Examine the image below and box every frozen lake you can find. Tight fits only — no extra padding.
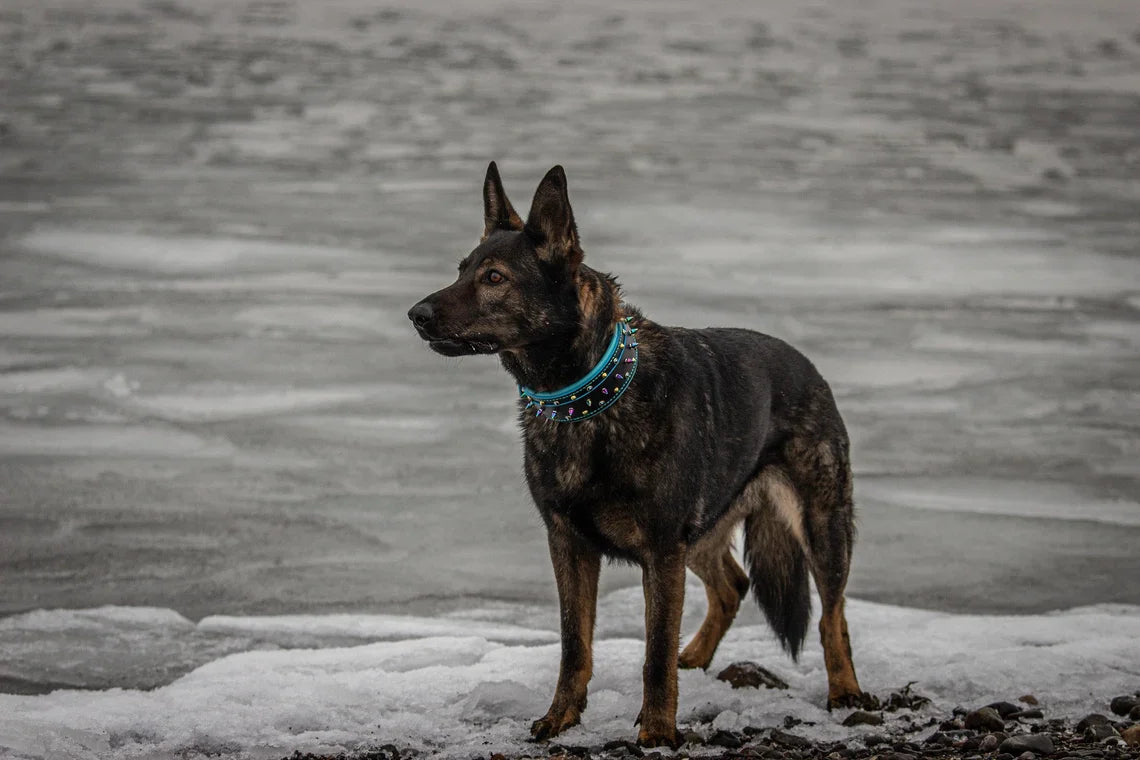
[1,0,1139,703]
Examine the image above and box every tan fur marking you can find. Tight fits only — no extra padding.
[678,497,751,670]
[755,468,807,549]
[819,597,862,704]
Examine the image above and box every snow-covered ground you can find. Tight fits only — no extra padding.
[1,0,1139,756]
[2,586,1138,759]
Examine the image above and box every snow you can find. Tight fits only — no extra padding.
[1,589,1137,760]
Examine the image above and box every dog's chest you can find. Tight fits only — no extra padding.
[522,419,651,557]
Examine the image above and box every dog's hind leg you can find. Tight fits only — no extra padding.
[784,435,867,710]
[679,520,749,670]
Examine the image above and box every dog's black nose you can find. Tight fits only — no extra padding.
[408,301,434,327]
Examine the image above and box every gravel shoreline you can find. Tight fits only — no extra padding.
[282,683,1140,760]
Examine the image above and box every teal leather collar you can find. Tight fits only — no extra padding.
[519,318,639,422]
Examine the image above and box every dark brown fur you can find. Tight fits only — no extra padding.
[409,163,870,747]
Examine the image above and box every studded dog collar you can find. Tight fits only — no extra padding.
[519,317,639,423]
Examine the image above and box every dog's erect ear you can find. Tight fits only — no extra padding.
[525,165,582,271]
[482,161,524,241]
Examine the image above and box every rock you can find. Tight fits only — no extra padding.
[924,732,950,746]
[1000,734,1055,755]
[717,662,790,690]
[1121,725,1140,747]
[965,708,1006,732]
[603,739,644,756]
[884,683,930,711]
[1075,714,1110,733]
[1084,724,1118,742]
[1010,710,1045,720]
[770,730,813,749]
[679,731,703,746]
[709,730,743,749]
[1019,695,1040,706]
[1109,695,1139,716]
[842,711,884,727]
[1131,704,1140,721]
[988,702,1024,719]
[980,734,1004,752]
[865,734,890,746]
[1017,753,1036,760]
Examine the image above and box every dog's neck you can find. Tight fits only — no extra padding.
[500,265,623,393]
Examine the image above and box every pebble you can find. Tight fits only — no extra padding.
[680,730,703,746]
[1010,709,1045,720]
[923,732,950,746]
[999,734,1056,755]
[842,711,884,727]
[717,661,790,690]
[965,707,1006,732]
[1019,695,1040,706]
[1017,752,1036,760]
[602,740,644,757]
[709,730,744,749]
[769,730,813,749]
[1083,724,1118,742]
[988,702,1024,719]
[980,733,1005,752]
[1075,714,1110,733]
[1109,695,1139,716]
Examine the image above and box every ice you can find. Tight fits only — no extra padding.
[860,476,1140,527]
[0,308,159,339]
[1,593,1137,760]
[17,231,373,275]
[125,385,374,423]
[0,423,234,458]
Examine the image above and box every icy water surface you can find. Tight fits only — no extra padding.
[1,0,1139,694]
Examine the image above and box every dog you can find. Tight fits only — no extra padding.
[408,163,868,747]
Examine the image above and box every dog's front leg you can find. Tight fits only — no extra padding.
[637,547,686,748]
[531,515,601,741]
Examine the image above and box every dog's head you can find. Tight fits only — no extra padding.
[408,162,584,357]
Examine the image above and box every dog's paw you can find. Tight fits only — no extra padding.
[636,725,682,749]
[828,691,880,711]
[677,648,711,670]
[530,709,581,742]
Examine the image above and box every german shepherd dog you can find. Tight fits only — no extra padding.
[408,163,868,747]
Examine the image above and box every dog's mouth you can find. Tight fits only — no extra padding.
[427,337,500,356]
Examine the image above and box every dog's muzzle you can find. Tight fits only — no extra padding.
[407,300,499,356]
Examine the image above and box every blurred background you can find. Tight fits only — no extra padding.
[1,0,1138,691]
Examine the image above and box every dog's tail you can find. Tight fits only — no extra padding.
[743,508,812,660]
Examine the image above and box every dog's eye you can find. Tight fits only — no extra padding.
[486,269,505,284]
